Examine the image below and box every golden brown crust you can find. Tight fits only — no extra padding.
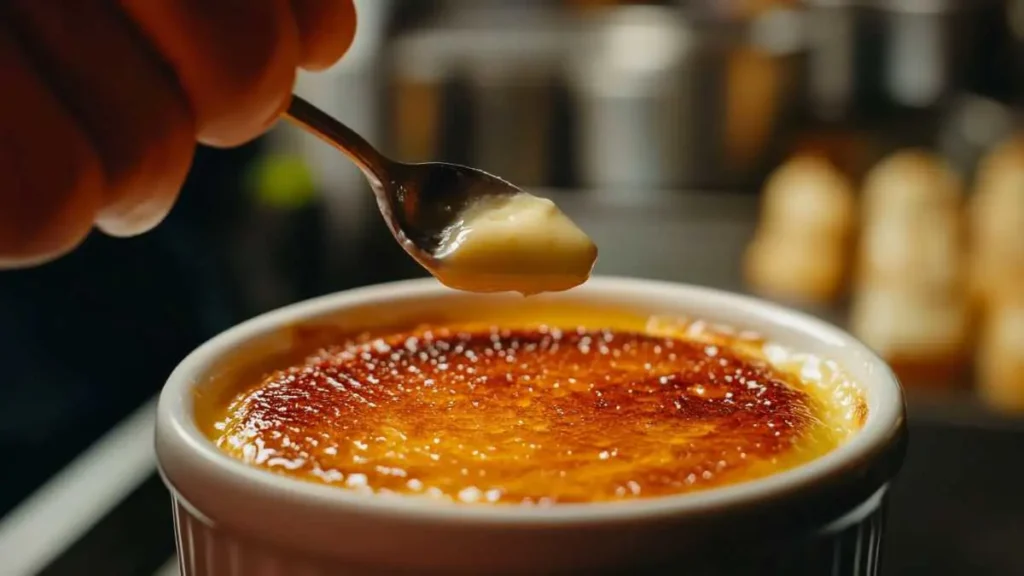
[213,325,844,505]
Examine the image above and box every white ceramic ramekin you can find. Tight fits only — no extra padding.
[156,277,906,575]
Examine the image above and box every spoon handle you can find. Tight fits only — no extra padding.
[283,95,390,183]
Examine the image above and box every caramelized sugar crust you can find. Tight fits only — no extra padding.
[214,325,841,505]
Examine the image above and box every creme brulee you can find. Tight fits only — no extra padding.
[205,309,865,505]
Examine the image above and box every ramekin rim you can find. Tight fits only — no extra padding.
[157,276,905,526]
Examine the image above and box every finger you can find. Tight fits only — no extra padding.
[290,0,357,71]
[0,24,102,267]
[119,0,301,147]
[2,0,196,237]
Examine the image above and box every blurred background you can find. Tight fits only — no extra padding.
[1,0,1023,574]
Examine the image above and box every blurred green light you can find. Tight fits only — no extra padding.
[246,153,318,210]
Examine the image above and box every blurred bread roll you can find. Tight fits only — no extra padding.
[857,149,966,293]
[973,136,1024,408]
[977,293,1024,413]
[970,243,1024,310]
[744,235,846,303]
[969,135,1024,309]
[745,155,855,303]
[857,207,966,292]
[852,149,970,389]
[972,136,1024,247]
[759,154,857,239]
[849,284,970,388]
[862,149,962,226]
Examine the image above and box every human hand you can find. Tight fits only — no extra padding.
[0,0,357,267]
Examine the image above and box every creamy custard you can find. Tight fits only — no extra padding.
[204,308,865,505]
[431,193,598,295]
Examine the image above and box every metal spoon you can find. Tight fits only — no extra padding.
[283,95,597,294]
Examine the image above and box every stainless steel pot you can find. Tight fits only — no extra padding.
[566,5,808,191]
[804,0,1001,119]
[388,7,567,189]
[389,5,808,192]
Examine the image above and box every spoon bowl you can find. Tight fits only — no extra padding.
[381,162,523,268]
